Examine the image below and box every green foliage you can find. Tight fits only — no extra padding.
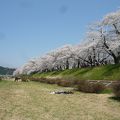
[101,89,113,94]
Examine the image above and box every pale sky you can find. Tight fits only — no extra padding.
[0,0,120,68]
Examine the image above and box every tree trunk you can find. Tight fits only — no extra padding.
[114,57,119,64]
[77,59,80,68]
[66,59,69,69]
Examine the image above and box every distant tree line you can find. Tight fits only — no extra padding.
[0,66,15,75]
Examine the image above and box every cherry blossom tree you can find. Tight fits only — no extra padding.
[13,9,120,76]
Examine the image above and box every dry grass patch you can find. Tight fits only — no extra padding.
[112,82,120,98]
[0,81,120,120]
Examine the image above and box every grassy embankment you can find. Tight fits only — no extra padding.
[32,64,120,80]
[0,80,120,120]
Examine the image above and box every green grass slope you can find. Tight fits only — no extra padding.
[33,64,120,80]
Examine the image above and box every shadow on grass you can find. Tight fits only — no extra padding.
[103,64,120,76]
[74,68,93,76]
[62,69,78,75]
[51,71,60,76]
[109,96,120,102]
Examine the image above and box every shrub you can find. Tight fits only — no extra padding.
[63,76,80,85]
[0,77,2,81]
[29,76,74,87]
[112,82,120,98]
[57,79,74,87]
[29,77,46,83]
[92,83,105,93]
[77,80,93,93]
[56,77,81,87]
[77,80,105,93]
[29,77,59,84]
[45,79,56,84]
[21,76,30,82]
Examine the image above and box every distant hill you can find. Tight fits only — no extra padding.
[0,66,15,75]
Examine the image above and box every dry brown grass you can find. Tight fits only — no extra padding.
[0,80,120,120]
[112,82,120,98]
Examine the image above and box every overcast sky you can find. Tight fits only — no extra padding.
[0,0,120,68]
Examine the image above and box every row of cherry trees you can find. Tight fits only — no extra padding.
[14,9,120,75]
